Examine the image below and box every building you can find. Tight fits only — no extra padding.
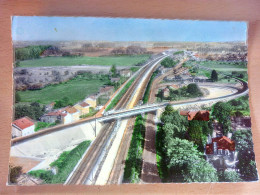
[205,133,238,171]
[99,86,114,97]
[63,106,80,124]
[84,96,97,108]
[163,87,170,98]
[206,134,235,155]
[120,69,132,77]
[74,102,90,116]
[12,117,35,138]
[40,110,67,124]
[110,77,120,83]
[180,110,210,121]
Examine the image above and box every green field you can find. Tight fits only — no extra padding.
[19,55,150,67]
[17,77,107,105]
[198,61,247,71]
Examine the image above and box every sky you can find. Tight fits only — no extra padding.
[12,16,247,42]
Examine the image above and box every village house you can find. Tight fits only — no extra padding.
[205,133,238,171]
[40,110,67,124]
[74,102,90,116]
[63,106,80,124]
[99,86,114,97]
[12,117,35,138]
[180,110,210,121]
[84,96,97,108]
[120,69,132,77]
[163,87,170,98]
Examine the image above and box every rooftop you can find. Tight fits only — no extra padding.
[12,117,35,130]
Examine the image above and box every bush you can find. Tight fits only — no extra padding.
[9,166,22,183]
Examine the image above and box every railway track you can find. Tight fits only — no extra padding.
[66,121,116,184]
[66,54,167,185]
[114,55,165,110]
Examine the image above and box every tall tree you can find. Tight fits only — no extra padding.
[110,64,117,77]
[212,102,232,135]
[211,70,218,82]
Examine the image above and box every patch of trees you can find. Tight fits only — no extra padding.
[53,97,73,109]
[111,46,147,55]
[157,105,217,182]
[227,95,250,116]
[15,102,45,120]
[15,45,51,61]
[124,115,146,183]
[41,46,63,57]
[232,130,258,181]
[157,83,203,101]
[161,57,178,68]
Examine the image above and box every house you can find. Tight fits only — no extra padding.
[206,134,235,155]
[205,133,238,171]
[99,86,114,97]
[40,110,67,124]
[63,106,80,124]
[12,117,35,138]
[163,87,170,97]
[84,96,97,108]
[74,102,90,116]
[120,69,132,77]
[110,77,120,83]
[180,110,210,121]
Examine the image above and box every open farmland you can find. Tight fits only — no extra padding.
[198,61,247,71]
[19,55,150,67]
[17,77,107,105]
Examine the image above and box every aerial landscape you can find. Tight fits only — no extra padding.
[9,17,258,185]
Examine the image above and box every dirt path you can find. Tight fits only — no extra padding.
[140,112,161,183]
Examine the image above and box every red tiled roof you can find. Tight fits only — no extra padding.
[206,136,235,154]
[46,110,67,117]
[80,102,90,108]
[12,117,35,130]
[65,106,78,114]
[180,110,209,121]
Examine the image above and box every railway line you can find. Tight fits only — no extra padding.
[66,53,168,185]
[66,121,116,184]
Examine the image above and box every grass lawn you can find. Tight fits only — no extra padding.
[19,55,150,67]
[17,78,107,105]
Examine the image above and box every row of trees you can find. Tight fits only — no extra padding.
[124,115,146,183]
[15,45,51,61]
[15,102,45,120]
